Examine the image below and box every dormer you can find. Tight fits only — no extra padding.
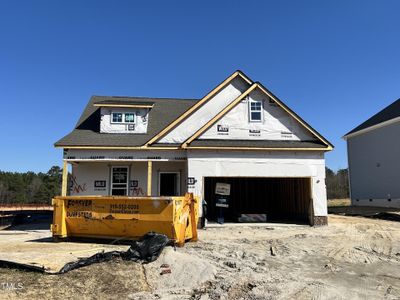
[94,100,153,134]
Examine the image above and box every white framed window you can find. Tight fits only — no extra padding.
[111,112,135,124]
[112,112,123,123]
[249,99,263,122]
[124,113,135,123]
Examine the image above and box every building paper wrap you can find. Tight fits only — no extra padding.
[186,150,328,216]
[100,107,149,134]
[199,89,317,141]
[64,149,187,162]
[158,76,250,143]
[69,161,186,197]
[67,150,328,217]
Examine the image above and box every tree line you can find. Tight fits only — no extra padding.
[0,166,62,204]
[325,167,349,199]
[0,166,349,204]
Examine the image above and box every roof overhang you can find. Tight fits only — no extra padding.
[184,146,332,151]
[343,116,400,140]
[93,103,154,109]
[56,145,331,151]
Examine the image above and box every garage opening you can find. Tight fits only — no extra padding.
[204,177,313,225]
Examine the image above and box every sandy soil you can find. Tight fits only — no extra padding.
[1,214,400,299]
[327,198,351,207]
[0,224,129,273]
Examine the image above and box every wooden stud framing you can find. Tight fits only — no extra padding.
[184,146,332,151]
[147,161,153,196]
[182,83,259,147]
[145,70,253,146]
[61,160,68,197]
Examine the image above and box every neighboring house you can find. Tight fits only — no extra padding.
[343,98,400,208]
[55,70,333,225]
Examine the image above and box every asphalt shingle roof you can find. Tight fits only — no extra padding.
[345,98,400,136]
[55,96,199,147]
[55,91,331,150]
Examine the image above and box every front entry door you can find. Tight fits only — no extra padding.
[111,167,128,195]
[159,172,180,196]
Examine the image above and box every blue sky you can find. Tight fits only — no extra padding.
[0,1,399,172]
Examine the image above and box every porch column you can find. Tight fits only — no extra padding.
[147,161,152,196]
[61,160,68,196]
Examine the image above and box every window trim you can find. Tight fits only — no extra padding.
[124,113,135,123]
[110,112,136,124]
[111,112,124,124]
[248,99,263,123]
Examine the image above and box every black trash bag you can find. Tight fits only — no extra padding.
[57,232,170,274]
[121,231,170,263]
[58,250,122,274]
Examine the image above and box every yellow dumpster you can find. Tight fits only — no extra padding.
[51,193,198,246]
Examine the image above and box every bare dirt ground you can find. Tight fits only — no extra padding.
[328,198,351,207]
[1,214,400,299]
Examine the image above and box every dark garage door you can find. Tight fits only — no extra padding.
[204,177,312,224]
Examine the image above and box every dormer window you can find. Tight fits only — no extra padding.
[124,113,135,123]
[111,112,135,124]
[112,112,123,123]
[249,99,263,122]
[96,101,152,134]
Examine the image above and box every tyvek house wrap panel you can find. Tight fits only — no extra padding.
[198,89,317,141]
[100,107,149,134]
[158,76,250,144]
[186,150,328,216]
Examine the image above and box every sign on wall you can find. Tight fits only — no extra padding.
[215,183,231,196]
[217,125,229,135]
[94,180,107,191]
[130,180,138,188]
[249,129,261,137]
[187,177,197,186]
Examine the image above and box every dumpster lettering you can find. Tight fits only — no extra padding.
[110,203,139,214]
[66,211,93,218]
[66,199,92,208]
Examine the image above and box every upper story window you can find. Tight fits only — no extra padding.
[112,112,123,123]
[124,113,135,123]
[249,99,263,122]
[111,112,135,124]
